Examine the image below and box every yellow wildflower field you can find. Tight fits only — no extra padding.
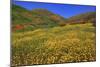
[11,23,96,66]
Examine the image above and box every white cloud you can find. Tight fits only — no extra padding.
[16,0,96,6]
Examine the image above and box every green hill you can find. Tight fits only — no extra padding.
[12,4,66,32]
[12,4,32,24]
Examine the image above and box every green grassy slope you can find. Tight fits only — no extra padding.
[12,5,65,32]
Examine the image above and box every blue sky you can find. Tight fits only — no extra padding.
[12,0,96,18]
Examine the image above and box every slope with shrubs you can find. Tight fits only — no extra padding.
[66,12,96,25]
[12,5,65,32]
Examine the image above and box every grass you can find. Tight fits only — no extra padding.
[11,23,96,66]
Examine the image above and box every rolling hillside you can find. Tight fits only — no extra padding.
[12,4,96,32]
[12,5,66,32]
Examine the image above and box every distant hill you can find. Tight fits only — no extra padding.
[66,12,96,25]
